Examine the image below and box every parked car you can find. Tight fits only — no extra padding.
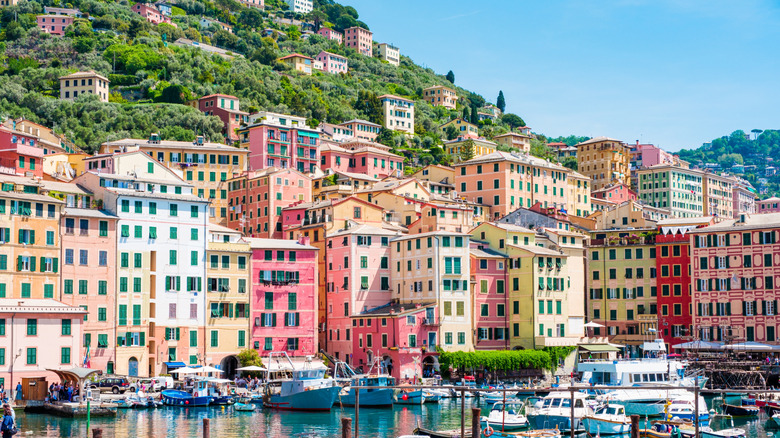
[91,377,130,394]
[127,377,173,392]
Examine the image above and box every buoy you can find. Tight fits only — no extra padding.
[185,400,189,405]
[402,393,408,401]
[483,426,494,437]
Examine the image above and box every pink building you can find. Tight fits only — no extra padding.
[338,119,381,142]
[238,112,320,172]
[131,3,172,25]
[0,126,44,178]
[317,27,343,44]
[631,142,675,169]
[322,225,397,365]
[470,243,510,350]
[59,204,118,374]
[758,197,780,214]
[351,302,439,380]
[37,14,73,36]
[0,299,86,394]
[591,183,637,204]
[344,26,373,56]
[315,51,348,74]
[319,139,404,179]
[194,94,248,144]
[248,237,318,356]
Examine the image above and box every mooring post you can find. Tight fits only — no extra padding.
[570,387,575,438]
[694,379,700,438]
[471,407,481,438]
[630,414,640,438]
[354,387,360,438]
[460,388,465,438]
[341,417,353,438]
[203,418,210,438]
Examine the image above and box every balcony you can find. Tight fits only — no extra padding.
[422,318,440,327]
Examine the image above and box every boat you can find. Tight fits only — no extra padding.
[161,379,213,407]
[699,427,747,438]
[491,429,561,438]
[666,397,710,422]
[639,421,695,438]
[484,391,514,405]
[479,401,529,431]
[337,359,396,408]
[525,391,592,432]
[412,427,472,438]
[396,389,425,405]
[262,352,341,411]
[581,404,631,435]
[773,412,780,428]
[721,403,759,417]
[113,398,135,408]
[234,397,257,412]
[423,390,441,403]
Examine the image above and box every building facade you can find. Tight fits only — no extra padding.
[423,85,457,110]
[575,137,631,191]
[377,43,400,66]
[239,111,320,173]
[344,26,373,56]
[59,71,110,103]
[378,95,414,134]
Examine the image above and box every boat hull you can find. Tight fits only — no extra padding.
[527,413,582,432]
[480,419,528,431]
[582,417,630,435]
[615,400,667,417]
[396,390,425,405]
[339,388,394,407]
[264,385,341,411]
[234,403,256,412]
[721,404,759,417]
[161,390,212,407]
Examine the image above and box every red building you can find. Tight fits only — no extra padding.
[0,126,44,177]
[226,167,311,238]
[470,243,510,350]
[319,139,404,179]
[351,302,439,380]
[193,94,248,144]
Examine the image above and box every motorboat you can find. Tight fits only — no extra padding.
[582,404,631,435]
[262,352,341,411]
[640,421,696,438]
[490,428,561,438]
[162,379,213,407]
[234,397,257,412]
[336,358,396,407]
[666,397,709,422]
[396,389,425,405]
[479,401,529,431]
[422,390,441,403]
[699,426,747,438]
[773,412,780,428]
[721,403,759,417]
[484,391,515,405]
[525,391,592,432]
[412,427,472,437]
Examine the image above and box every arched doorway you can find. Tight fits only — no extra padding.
[422,356,439,378]
[128,357,139,377]
[220,356,239,380]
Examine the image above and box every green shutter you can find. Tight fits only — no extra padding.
[140,332,145,346]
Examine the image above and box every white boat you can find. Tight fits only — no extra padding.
[480,401,529,431]
[582,404,631,435]
[699,426,746,438]
[525,391,592,432]
[262,352,341,411]
[666,396,709,422]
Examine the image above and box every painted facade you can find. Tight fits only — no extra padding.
[470,244,509,350]
[423,85,457,110]
[344,26,373,56]
[59,71,110,103]
[239,111,320,173]
[575,137,631,191]
[378,95,414,134]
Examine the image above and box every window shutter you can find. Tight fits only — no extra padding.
[763,301,767,316]
[726,280,731,291]
[140,332,146,346]
[16,256,22,271]
[760,232,765,244]
[295,313,300,326]
[725,257,730,268]
[272,313,277,327]
[725,234,730,246]
[198,277,202,291]
[260,313,265,327]
[29,257,35,272]
[754,300,758,315]
[742,301,747,316]
[53,258,58,273]
[715,304,720,316]
[228,305,233,318]
[726,302,731,316]
[707,235,712,247]
[708,278,713,291]
[126,332,132,346]
[488,328,493,340]
[741,277,746,290]
[708,303,713,316]
[40,257,46,272]
[694,237,699,248]
[284,312,289,327]
[17,229,22,244]
[698,303,703,316]
[176,328,180,340]
[29,230,34,244]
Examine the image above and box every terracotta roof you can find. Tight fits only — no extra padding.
[278,53,313,61]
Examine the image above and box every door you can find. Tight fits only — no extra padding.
[128,357,139,377]
[428,332,437,349]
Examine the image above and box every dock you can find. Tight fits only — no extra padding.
[23,401,117,417]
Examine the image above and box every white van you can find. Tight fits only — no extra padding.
[151,376,174,391]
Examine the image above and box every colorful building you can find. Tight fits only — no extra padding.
[191,94,249,144]
[377,43,400,66]
[493,132,531,153]
[319,139,404,179]
[470,243,509,350]
[323,224,399,364]
[344,26,373,56]
[592,183,637,204]
[239,111,320,173]
[575,137,631,191]
[733,179,757,217]
[248,237,318,357]
[36,14,73,36]
[566,171,591,218]
[689,213,780,345]
[98,137,248,226]
[284,0,312,13]
[278,53,314,75]
[317,27,342,44]
[337,119,381,142]
[315,51,348,74]
[205,224,251,377]
[445,138,497,160]
[226,167,311,238]
[440,118,478,139]
[378,94,414,134]
[131,3,172,25]
[59,71,110,103]
[0,126,44,177]
[758,197,780,214]
[423,85,457,110]
[636,165,704,218]
[0,174,63,300]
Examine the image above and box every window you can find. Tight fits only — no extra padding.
[26,348,36,365]
[27,319,37,336]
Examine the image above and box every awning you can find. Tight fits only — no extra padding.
[671,341,723,350]
[297,130,319,138]
[164,362,187,368]
[579,344,620,352]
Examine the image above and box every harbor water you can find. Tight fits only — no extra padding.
[12,396,778,438]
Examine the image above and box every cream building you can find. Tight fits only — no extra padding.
[59,71,110,102]
[566,170,591,217]
[378,94,415,134]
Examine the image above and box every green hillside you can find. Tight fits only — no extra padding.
[0,0,526,167]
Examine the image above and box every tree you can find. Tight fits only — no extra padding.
[461,107,469,121]
[236,349,264,376]
[459,140,475,162]
[502,113,525,130]
[158,84,193,104]
[445,70,455,84]
[444,125,458,141]
[470,105,478,124]
[376,127,395,148]
[717,153,743,168]
[496,90,506,113]
[752,129,764,140]
[562,157,578,171]
[353,90,383,126]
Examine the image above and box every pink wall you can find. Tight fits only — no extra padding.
[758,198,780,214]
[317,28,343,43]
[470,248,510,350]
[250,241,318,356]
[0,129,43,177]
[319,149,403,179]
[592,184,637,203]
[37,15,73,36]
[244,125,319,173]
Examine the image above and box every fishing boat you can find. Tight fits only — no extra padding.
[234,397,256,412]
[721,403,759,417]
[396,389,425,405]
[699,427,747,438]
[525,391,592,432]
[162,379,213,407]
[412,427,472,438]
[263,352,341,411]
[337,359,396,408]
[582,404,631,435]
[206,378,235,405]
[479,401,529,431]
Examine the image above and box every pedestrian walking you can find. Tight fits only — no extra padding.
[1,404,15,437]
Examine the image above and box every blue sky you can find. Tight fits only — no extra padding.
[339,0,780,151]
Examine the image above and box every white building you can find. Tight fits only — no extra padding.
[74,152,209,377]
[377,43,400,66]
[378,94,415,135]
[285,0,312,14]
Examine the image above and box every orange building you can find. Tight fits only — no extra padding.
[575,137,631,191]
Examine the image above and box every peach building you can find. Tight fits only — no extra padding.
[423,85,457,110]
[37,14,73,36]
[575,136,631,191]
[493,132,532,153]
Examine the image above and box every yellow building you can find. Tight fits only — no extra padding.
[440,118,479,139]
[59,71,110,102]
[278,53,313,75]
[493,132,531,153]
[99,134,248,226]
[0,174,63,299]
[575,137,631,191]
[445,138,497,161]
[205,224,251,375]
[423,85,457,110]
[566,170,591,217]
[703,172,735,220]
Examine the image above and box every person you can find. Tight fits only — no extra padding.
[13,384,20,402]
[1,404,14,438]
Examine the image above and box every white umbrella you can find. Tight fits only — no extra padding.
[199,365,224,373]
[236,365,267,371]
[584,321,604,328]
[169,366,198,374]
[722,342,774,351]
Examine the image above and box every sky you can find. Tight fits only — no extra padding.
[339,0,780,151]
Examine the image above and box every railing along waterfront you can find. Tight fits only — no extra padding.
[339,383,776,438]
